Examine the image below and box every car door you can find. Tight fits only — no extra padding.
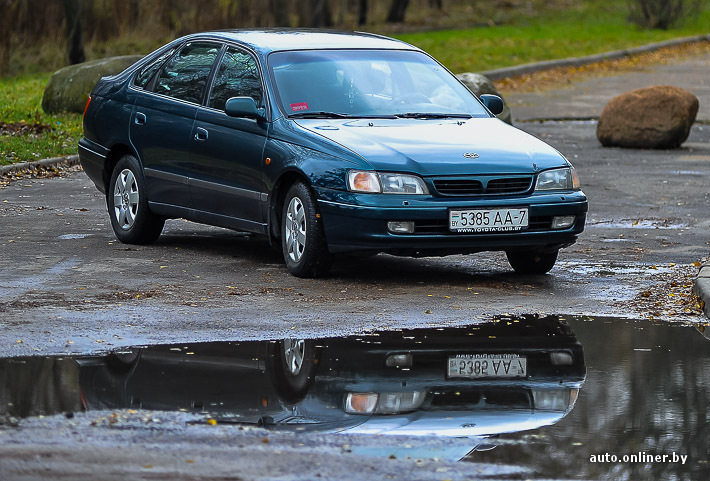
[188,46,268,226]
[129,41,221,209]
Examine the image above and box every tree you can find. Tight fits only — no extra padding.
[271,0,290,26]
[627,0,701,29]
[358,0,368,26]
[386,0,409,23]
[62,0,85,64]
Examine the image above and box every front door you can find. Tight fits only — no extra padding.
[188,47,268,226]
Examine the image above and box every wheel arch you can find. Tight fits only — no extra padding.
[103,144,139,195]
[268,169,313,242]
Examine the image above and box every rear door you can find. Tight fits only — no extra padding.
[188,46,269,226]
[129,41,221,209]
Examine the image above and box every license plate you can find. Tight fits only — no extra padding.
[449,208,528,233]
[448,354,527,379]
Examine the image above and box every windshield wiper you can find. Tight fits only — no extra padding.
[394,112,473,119]
[289,111,352,119]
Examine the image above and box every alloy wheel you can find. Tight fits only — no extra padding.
[285,196,307,263]
[112,168,140,230]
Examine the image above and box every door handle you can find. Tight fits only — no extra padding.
[194,127,209,141]
[134,112,147,125]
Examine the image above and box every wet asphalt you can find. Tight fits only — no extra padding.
[0,51,709,481]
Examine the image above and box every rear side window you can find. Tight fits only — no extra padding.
[154,42,221,104]
[133,47,175,89]
[208,48,263,110]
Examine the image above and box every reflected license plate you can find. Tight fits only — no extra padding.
[448,354,527,379]
[449,208,528,233]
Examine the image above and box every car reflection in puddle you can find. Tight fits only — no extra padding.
[2,316,585,462]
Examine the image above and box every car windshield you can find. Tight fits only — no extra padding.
[269,49,490,119]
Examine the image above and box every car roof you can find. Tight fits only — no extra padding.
[187,29,419,54]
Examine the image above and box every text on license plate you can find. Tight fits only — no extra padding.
[449,208,528,232]
[448,354,527,379]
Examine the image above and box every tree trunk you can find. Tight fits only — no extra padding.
[270,0,290,26]
[358,0,368,26]
[62,0,85,65]
[309,0,333,28]
[386,0,409,23]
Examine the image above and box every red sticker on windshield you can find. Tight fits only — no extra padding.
[290,102,309,112]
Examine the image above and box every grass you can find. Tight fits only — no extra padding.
[0,74,82,166]
[1,1,709,166]
[394,4,710,74]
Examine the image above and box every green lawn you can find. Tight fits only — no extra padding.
[0,74,82,166]
[1,1,708,166]
[394,6,710,74]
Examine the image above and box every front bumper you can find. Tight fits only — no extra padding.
[315,188,588,255]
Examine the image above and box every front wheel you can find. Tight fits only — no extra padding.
[506,249,559,275]
[107,155,164,245]
[281,182,332,277]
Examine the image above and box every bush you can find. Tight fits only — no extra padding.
[628,0,702,29]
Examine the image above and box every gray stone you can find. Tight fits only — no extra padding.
[456,72,512,124]
[597,85,699,149]
[41,55,144,114]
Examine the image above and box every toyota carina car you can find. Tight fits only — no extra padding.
[79,29,588,277]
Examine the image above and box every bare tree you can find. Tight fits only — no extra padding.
[627,0,702,29]
[358,0,368,26]
[63,0,85,64]
[270,0,290,26]
[386,0,409,23]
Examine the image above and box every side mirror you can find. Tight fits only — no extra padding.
[480,94,504,115]
[225,97,265,119]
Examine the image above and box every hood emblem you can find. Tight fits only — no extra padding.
[463,152,479,159]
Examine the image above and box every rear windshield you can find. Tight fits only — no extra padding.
[268,49,490,118]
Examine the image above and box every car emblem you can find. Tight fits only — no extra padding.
[463,152,479,159]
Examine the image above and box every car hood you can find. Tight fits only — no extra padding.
[295,117,568,175]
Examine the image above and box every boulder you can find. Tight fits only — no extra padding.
[456,72,512,124]
[42,55,144,114]
[597,85,699,149]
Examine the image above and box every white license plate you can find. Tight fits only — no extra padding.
[449,208,528,233]
[448,354,527,379]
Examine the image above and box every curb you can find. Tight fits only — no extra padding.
[481,34,710,81]
[0,154,80,175]
[694,264,710,319]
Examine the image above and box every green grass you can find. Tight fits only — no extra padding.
[394,5,710,74]
[0,74,82,166]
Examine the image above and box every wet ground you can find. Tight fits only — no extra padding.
[1,316,708,480]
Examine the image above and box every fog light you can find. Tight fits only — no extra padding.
[550,351,574,365]
[552,216,575,229]
[387,221,415,234]
[385,353,413,368]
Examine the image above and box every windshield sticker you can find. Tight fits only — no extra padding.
[290,102,309,112]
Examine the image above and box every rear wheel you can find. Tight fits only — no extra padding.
[107,155,164,244]
[506,249,559,275]
[281,182,331,277]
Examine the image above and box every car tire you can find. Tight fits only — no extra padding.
[506,249,559,275]
[107,155,165,245]
[269,339,318,403]
[281,182,332,277]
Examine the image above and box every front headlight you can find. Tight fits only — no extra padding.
[344,391,426,414]
[535,167,580,191]
[348,171,429,194]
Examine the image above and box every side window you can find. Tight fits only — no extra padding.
[154,42,220,104]
[208,48,262,111]
[133,47,175,89]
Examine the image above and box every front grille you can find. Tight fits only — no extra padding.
[486,177,533,194]
[433,179,483,195]
[432,176,533,196]
[413,216,553,235]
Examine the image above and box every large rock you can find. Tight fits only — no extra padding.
[42,55,144,114]
[456,72,512,124]
[597,85,699,149]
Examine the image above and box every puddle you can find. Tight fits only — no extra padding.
[1,316,708,480]
[587,219,687,230]
[56,234,91,240]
